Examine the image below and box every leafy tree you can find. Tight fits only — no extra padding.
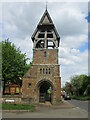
[86,84,90,95]
[84,84,90,96]
[63,74,90,98]
[62,82,73,95]
[62,86,66,91]
[70,75,80,96]
[70,74,89,96]
[25,61,32,74]
[2,39,29,87]
[80,75,89,95]
[65,82,73,94]
[0,42,2,91]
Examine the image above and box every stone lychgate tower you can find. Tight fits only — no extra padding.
[22,9,61,104]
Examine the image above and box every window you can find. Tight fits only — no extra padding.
[40,68,51,75]
[44,51,47,57]
[28,83,31,87]
[47,33,53,38]
[41,30,45,32]
[47,40,55,49]
[48,41,53,46]
[36,40,44,48]
[46,68,48,74]
[43,68,45,74]
[40,69,42,74]
[49,68,51,74]
[38,33,44,38]
[47,30,51,32]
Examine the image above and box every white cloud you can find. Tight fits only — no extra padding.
[71,48,80,54]
[49,2,88,37]
[61,34,88,48]
[60,49,88,87]
[59,45,84,66]
[1,2,88,87]
[12,36,33,62]
[0,3,2,41]
[60,58,75,65]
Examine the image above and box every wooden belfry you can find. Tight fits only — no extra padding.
[32,9,60,49]
[22,8,61,104]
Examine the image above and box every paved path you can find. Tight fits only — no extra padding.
[2,108,88,118]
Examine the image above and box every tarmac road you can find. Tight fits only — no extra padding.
[67,99,89,111]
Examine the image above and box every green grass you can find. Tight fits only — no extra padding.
[71,95,90,101]
[2,104,35,111]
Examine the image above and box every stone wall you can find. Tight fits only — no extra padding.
[22,48,61,104]
[2,97,22,104]
[33,49,58,64]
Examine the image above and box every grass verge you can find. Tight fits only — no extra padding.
[71,95,90,101]
[2,104,35,111]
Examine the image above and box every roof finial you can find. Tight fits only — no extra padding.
[46,1,48,10]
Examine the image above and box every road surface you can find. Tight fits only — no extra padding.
[67,99,89,111]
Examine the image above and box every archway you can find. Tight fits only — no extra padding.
[38,81,53,103]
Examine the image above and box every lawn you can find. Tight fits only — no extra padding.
[2,104,35,111]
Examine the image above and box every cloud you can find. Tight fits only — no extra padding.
[1,2,88,87]
[49,2,88,36]
[11,36,33,62]
[60,49,88,86]
[62,34,88,48]
[71,48,80,54]
[0,3,2,41]
[59,45,85,66]
[2,3,45,39]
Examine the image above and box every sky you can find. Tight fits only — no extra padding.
[0,1,88,87]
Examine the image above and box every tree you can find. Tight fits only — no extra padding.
[62,82,73,95]
[70,74,89,96]
[79,75,89,95]
[65,82,73,94]
[84,84,90,96]
[2,39,29,86]
[86,84,90,95]
[70,75,79,96]
[25,61,33,74]
[62,86,66,91]
[0,42,2,91]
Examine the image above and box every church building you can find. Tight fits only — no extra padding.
[22,8,61,104]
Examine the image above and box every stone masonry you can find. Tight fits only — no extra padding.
[22,9,61,104]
